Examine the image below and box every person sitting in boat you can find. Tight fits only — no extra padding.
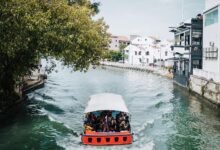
[109,119,117,132]
[107,112,113,125]
[119,119,130,131]
[116,112,130,131]
[119,120,126,131]
[94,115,100,131]
[90,113,97,129]
[84,124,93,132]
[103,115,109,132]
[84,112,98,132]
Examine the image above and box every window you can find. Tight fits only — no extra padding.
[139,51,141,55]
[123,137,127,142]
[97,138,101,143]
[88,138,93,143]
[193,60,200,65]
[185,34,190,46]
[180,34,184,46]
[175,35,179,46]
[114,137,119,142]
[205,9,218,26]
[192,60,201,69]
[135,51,137,55]
[165,51,168,56]
[106,138,110,142]
[193,47,199,51]
[146,51,149,55]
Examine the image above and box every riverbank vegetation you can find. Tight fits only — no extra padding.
[0,0,109,110]
[104,43,127,62]
[104,51,123,62]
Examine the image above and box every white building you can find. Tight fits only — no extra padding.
[109,35,130,51]
[159,40,175,67]
[124,36,174,67]
[193,0,220,83]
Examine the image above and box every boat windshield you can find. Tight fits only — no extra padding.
[83,110,131,133]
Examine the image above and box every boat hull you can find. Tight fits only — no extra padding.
[81,131,133,146]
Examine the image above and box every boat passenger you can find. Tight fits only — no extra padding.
[109,119,117,132]
[84,124,93,132]
[103,115,109,132]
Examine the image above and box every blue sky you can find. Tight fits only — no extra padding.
[95,0,205,40]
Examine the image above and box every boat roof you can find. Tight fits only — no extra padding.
[84,93,129,114]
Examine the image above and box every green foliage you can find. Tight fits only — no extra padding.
[0,0,109,107]
[103,43,127,62]
[119,43,127,52]
[104,51,122,62]
[119,43,127,63]
[68,0,100,14]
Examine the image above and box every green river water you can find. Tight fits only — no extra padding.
[0,65,220,150]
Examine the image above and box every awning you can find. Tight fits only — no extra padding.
[84,93,129,114]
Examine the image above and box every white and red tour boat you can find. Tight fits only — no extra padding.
[81,93,133,146]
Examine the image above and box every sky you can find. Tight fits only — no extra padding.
[94,0,205,40]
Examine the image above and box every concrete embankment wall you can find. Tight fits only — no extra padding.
[0,74,46,114]
[101,62,173,79]
[189,75,220,105]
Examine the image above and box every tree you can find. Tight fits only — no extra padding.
[68,0,100,14]
[0,0,109,109]
[108,51,122,62]
[119,43,127,63]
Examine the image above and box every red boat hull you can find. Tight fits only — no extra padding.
[81,131,133,145]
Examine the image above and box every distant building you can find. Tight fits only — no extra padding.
[159,40,175,67]
[109,35,130,51]
[129,35,141,41]
[124,36,173,66]
[193,0,220,83]
[170,14,203,87]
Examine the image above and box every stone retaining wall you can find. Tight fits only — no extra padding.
[101,62,173,79]
[189,75,220,105]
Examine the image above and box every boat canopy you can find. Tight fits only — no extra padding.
[84,93,129,114]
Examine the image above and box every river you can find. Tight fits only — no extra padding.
[0,65,220,150]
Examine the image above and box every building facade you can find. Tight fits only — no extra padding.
[124,36,173,66]
[109,35,130,51]
[170,15,203,87]
[193,0,220,83]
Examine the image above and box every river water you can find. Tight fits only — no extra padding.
[1,65,220,150]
